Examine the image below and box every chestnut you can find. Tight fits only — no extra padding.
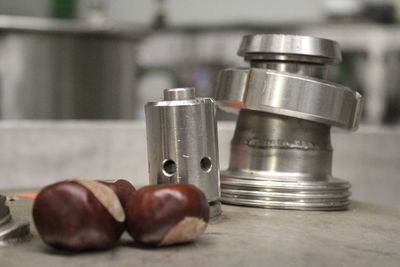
[98,179,136,207]
[32,179,125,251]
[125,184,210,247]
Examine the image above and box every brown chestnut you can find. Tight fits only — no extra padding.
[32,179,125,251]
[125,184,209,247]
[98,179,136,207]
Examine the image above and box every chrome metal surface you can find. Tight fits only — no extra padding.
[238,34,342,64]
[145,88,221,216]
[221,110,350,210]
[250,61,329,79]
[216,34,363,210]
[0,195,30,246]
[216,68,362,130]
[0,15,143,119]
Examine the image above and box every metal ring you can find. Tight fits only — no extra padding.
[238,34,342,64]
[216,68,362,130]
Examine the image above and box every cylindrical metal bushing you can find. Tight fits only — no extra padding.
[145,88,221,217]
[216,34,363,211]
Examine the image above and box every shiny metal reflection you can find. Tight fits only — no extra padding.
[216,34,363,210]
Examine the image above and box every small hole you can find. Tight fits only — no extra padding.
[200,157,212,172]
[7,196,18,202]
[162,160,176,175]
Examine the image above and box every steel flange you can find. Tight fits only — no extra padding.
[217,68,362,130]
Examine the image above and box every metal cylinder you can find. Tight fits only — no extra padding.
[216,34,363,211]
[231,110,333,178]
[145,87,221,217]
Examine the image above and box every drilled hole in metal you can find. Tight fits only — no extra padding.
[162,160,176,176]
[200,157,212,172]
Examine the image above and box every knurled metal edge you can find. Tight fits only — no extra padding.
[216,68,362,130]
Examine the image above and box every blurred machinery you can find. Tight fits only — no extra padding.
[0,13,399,123]
[0,15,143,119]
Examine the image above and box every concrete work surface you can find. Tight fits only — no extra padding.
[1,191,400,267]
[0,121,400,209]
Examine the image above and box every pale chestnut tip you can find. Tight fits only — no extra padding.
[73,179,125,222]
[97,179,136,207]
[160,216,208,246]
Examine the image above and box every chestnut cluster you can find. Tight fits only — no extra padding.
[32,179,209,251]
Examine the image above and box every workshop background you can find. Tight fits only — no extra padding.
[0,0,399,208]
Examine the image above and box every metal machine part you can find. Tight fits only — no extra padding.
[0,195,30,245]
[145,87,221,217]
[216,34,363,210]
[0,15,143,119]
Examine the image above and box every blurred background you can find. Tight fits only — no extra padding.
[0,0,400,208]
[1,0,400,123]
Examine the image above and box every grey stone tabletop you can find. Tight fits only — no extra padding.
[1,190,400,267]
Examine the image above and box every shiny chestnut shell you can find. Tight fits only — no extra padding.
[125,184,210,247]
[98,179,136,206]
[32,180,125,251]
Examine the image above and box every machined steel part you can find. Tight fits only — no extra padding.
[0,195,30,245]
[216,34,363,210]
[145,88,221,217]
